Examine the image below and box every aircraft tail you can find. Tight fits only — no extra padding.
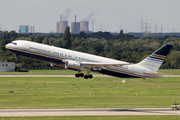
[137,44,172,72]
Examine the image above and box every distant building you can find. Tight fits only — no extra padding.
[56,15,90,34]
[56,22,60,33]
[28,26,35,33]
[71,15,80,34]
[80,21,89,32]
[19,25,35,33]
[0,62,15,72]
[19,25,28,33]
[56,21,68,33]
[71,22,80,34]
[59,21,68,33]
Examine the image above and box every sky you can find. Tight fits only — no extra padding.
[0,0,180,33]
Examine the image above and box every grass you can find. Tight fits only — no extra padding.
[0,115,177,120]
[0,76,180,109]
[158,69,180,75]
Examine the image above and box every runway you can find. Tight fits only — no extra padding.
[0,75,75,77]
[0,75,109,77]
[0,74,179,77]
[0,108,179,116]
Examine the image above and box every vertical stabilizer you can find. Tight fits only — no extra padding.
[138,44,172,72]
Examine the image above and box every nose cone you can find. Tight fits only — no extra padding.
[5,43,10,49]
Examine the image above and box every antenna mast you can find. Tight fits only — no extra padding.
[161,23,163,33]
[98,22,106,31]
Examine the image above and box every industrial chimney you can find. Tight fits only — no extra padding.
[71,15,80,34]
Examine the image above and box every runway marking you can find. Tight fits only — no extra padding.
[0,108,179,116]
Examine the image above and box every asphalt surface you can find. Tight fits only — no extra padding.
[0,108,179,116]
[0,74,179,77]
[0,75,76,77]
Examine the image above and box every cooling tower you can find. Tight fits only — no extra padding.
[59,21,68,33]
[56,22,60,33]
[71,22,80,34]
[80,21,89,32]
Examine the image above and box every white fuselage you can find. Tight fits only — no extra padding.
[6,40,158,78]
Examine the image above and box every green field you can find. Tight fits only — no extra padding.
[158,69,180,75]
[0,76,180,109]
[0,115,178,120]
[0,69,179,119]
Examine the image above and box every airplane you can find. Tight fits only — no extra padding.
[5,40,172,79]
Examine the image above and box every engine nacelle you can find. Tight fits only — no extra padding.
[63,60,82,70]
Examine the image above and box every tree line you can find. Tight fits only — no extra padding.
[0,27,180,69]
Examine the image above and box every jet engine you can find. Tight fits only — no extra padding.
[63,60,83,71]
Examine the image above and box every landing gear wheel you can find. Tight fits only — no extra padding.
[75,73,84,78]
[80,73,84,77]
[89,74,93,78]
[84,74,93,79]
[84,75,89,79]
[75,74,80,78]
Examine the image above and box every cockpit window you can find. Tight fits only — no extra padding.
[11,42,17,45]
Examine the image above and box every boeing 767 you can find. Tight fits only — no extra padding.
[5,40,172,79]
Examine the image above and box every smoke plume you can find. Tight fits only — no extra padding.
[83,12,94,21]
[62,8,72,21]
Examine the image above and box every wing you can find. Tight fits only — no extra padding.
[81,62,130,70]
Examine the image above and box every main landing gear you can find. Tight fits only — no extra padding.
[75,73,93,79]
[75,73,84,78]
[84,74,93,79]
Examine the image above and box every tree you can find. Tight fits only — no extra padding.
[42,37,49,45]
[61,26,71,49]
[124,34,129,41]
[34,35,42,43]
[79,31,86,39]
[48,37,55,45]
[53,39,62,47]
[0,39,6,51]
[29,35,36,41]
[119,30,124,41]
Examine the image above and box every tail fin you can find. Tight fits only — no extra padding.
[137,44,172,72]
